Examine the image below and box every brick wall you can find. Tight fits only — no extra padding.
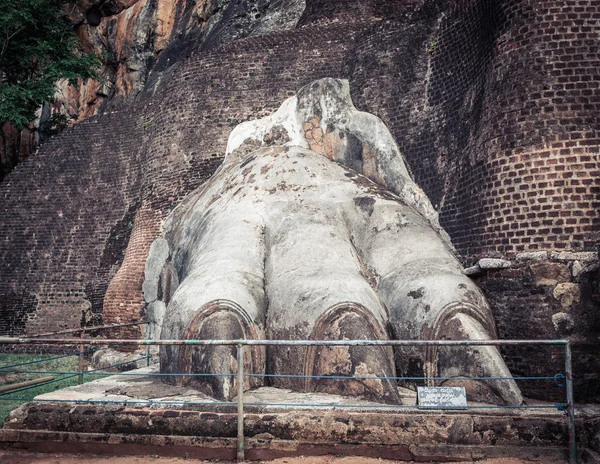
[452,0,600,257]
[0,108,146,335]
[347,0,599,400]
[102,202,162,342]
[349,0,600,259]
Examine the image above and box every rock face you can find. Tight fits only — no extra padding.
[56,0,307,121]
[145,79,522,406]
[4,0,307,175]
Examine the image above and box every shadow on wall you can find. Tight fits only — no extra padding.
[0,291,38,337]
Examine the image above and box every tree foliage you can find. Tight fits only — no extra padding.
[0,0,101,131]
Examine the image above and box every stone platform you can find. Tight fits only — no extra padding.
[2,366,599,462]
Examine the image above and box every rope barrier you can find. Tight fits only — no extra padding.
[0,369,565,383]
[243,373,561,381]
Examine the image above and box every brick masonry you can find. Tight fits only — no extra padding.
[0,0,598,400]
[473,251,599,401]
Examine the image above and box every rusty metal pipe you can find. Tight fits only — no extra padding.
[237,344,245,462]
[145,322,151,368]
[78,327,85,385]
[0,376,56,393]
[0,338,569,347]
[565,341,577,464]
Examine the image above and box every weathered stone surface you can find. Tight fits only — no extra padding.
[553,283,581,309]
[572,260,585,279]
[146,300,167,339]
[5,364,599,460]
[529,262,571,286]
[226,78,449,245]
[552,251,599,263]
[148,79,522,406]
[51,0,308,132]
[143,237,170,304]
[4,374,599,463]
[574,261,600,280]
[515,251,550,262]
[551,312,575,335]
[1,0,599,405]
[477,258,511,270]
[477,256,600,403]
[91,347,150,371]
[247,0,306,37]
[463,265,482,276]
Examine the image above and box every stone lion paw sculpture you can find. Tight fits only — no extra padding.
[143,78,523,406]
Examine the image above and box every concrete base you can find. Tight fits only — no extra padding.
[2,366,599,462]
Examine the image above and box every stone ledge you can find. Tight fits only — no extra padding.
[4,398,599,462]
[0,429,572,462]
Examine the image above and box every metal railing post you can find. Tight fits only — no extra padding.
[565,341,577,464]
[236,344,245,462]
[77,327,85,385]
[146,322,151,367]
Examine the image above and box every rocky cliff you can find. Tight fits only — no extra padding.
[1,0,306,173]
[54,0,303,120]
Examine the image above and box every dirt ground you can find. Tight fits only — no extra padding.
[0,450,558,464]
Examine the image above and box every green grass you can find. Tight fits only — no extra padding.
[0,353,104,425]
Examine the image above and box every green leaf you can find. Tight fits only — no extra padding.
[0,0,102,131]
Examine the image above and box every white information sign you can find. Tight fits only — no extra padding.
[417,386,467,408]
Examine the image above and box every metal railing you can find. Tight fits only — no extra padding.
[10,321,151,385]
[0,337,576,463]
